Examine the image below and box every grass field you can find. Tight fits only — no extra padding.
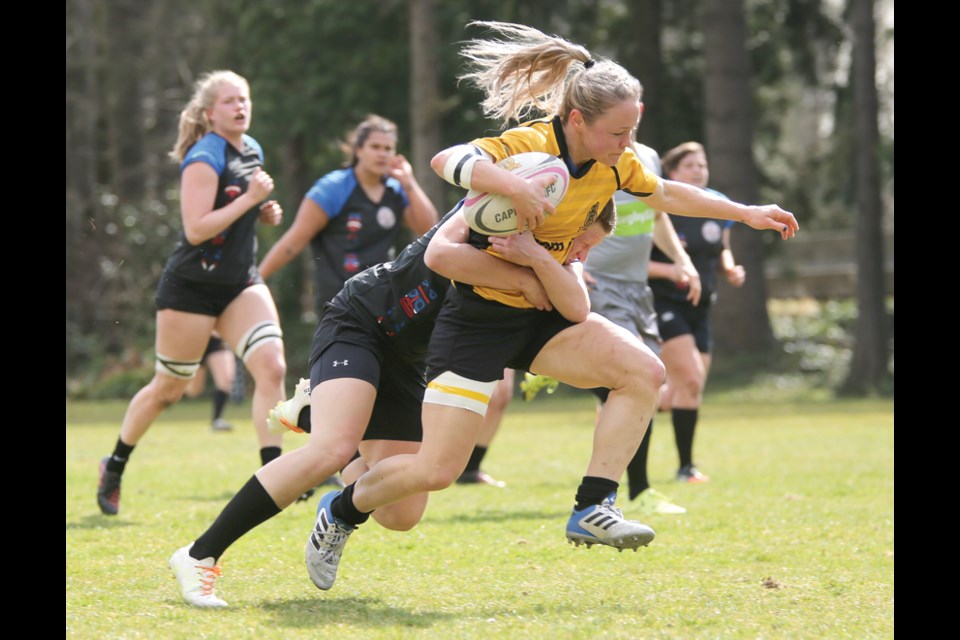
[66,394,893,639]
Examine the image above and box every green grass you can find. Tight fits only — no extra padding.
[67,394,893,639]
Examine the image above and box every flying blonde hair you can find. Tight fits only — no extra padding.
[458,21,642,127]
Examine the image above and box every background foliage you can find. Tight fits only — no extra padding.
[65,0,894,396]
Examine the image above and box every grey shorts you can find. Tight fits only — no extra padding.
[588,274,661,355]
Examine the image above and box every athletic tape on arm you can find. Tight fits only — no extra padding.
[441,145,490,190]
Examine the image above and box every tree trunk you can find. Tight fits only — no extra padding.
[844,0,890,393]
[702,0,776,353]
[104,0,147,204]
[66,0,99,233]
[617,0,664,150]
[409,0,445,215]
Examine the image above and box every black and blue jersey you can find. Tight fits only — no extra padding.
[306,168,410,310]
[649,188,734,305]
[311,208,457,366]
[163,132,265,285]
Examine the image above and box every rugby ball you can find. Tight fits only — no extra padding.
[462,152,570,236]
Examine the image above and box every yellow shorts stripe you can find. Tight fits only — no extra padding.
[426,381,491,405]
[423,371,499,417]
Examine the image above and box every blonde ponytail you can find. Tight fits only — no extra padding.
[458,21,641,128]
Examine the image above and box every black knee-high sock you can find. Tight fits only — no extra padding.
[190,475,281,562]
[106,438,135,474]
[331,482,372,527]
[626,419,653,500]
[463,446,488,474]
[260,446,282,466]
[212,389,229,421]
[672,408,698,468]
[574,476,619,511]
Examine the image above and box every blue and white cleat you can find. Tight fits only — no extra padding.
[565,491,655,551]
[305,490,355,590]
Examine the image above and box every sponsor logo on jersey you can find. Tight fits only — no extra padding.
[535,239,569,253]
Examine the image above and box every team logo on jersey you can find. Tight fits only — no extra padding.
[343,252,360,273]
[346,213,362,235]
[399,280,439,318]
[579,203,600,232]
[701,220,722,244]
[200,233,226,271]
[379,279,441,337]
[376,206,397,229]
[201,250,222,271]
[224,185,242,201]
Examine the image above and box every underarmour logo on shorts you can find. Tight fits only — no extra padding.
[332,360,349,367]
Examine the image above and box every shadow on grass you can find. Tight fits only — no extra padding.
[66,514,139,530]
[434,508,566,525]
[258,596,456,629]
[180,490,238,502]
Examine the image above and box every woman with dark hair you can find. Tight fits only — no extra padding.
[649,141,747,484]
[259,114,438,312]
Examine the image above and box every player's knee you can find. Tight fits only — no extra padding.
[609,349,665,394]
[373,507,424,532]
[235,322,284,367]
[151,377,189,407]
[676,373,704,399]
[304,440,357,473]
[422,465,461,492]
[250,355,286,388]
[643,353,667,388]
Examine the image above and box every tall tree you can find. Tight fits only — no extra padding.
[702,0,776,352]
[843,0,889,393]
[613,0,665,150]
[409,0,445,215]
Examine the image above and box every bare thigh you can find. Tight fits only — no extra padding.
[530,313,663,390]
[215,284,281,350]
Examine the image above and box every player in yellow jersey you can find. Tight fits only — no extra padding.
[304,22,798,589]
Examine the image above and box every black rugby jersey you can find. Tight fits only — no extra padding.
[649,188,734,305]
[164,132,265,285]
[316,209,458,364]
[306,168,409,311]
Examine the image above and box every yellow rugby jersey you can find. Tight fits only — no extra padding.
[469,117,660,308]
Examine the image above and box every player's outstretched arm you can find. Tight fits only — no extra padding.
[644,179,799,240]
